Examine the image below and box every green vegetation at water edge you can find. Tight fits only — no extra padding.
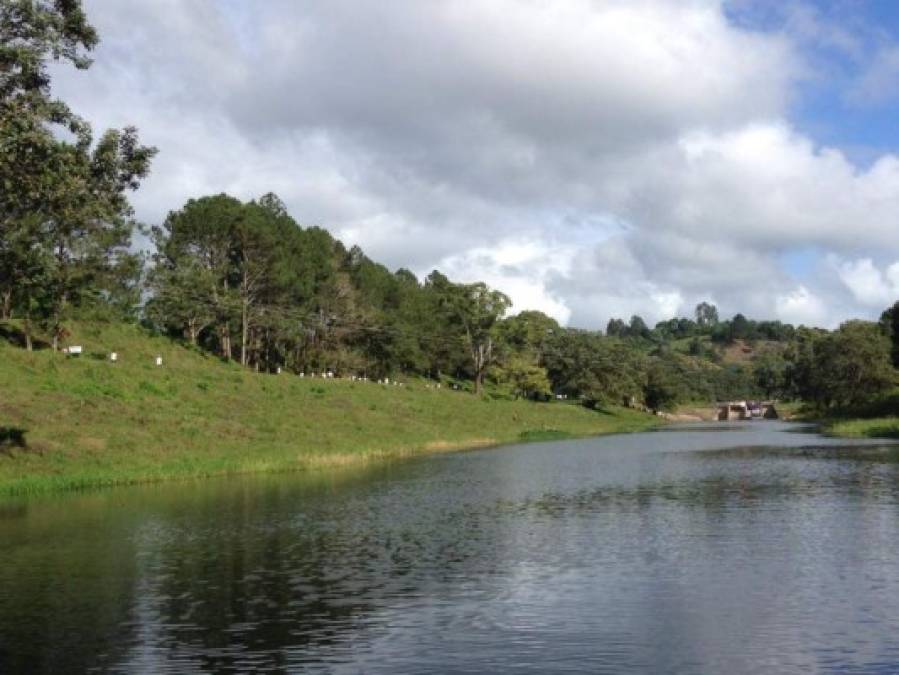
[807,388,899,440]
[0,322,660,496]
[823,417,899,440]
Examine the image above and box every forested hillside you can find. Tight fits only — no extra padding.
[7,177,898,413]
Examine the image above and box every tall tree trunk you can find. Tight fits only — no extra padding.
[472,339,492,396]
[220,326,231,360]
[23,296,32,352]
[240,297,249,366]
[51,294,67,352]
[51,309,59,352]
[473,343,484,396]
[52,240,68,352]
[187,319,198,346]
[1,288,11,320]
[219,277,231,360]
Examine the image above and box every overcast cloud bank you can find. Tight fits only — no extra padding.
[51,0,899,329]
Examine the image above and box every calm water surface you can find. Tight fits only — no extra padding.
[3,422,899,673]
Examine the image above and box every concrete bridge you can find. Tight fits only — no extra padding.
[716,400,778,421]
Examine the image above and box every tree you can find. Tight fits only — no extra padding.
[498,310,559,354]
[491,354,552,400]
[628,315,650,339]
[730,313,751,341]
[443,282,511,395]
[1,0,154,347]
[1,1,98,105]
[0,215,51,349]
[756,320,794,342]
[43,127,155,348]
[695,301,719,329]
[606,318,626,337]
[490,311,559,399]
[1,0,97,317]
[644,360,683,412]
[881,301,899,368]
[654,317,697,340]
[791,321,895,410]
[0,79,69,336]
[233,201,283,366]
[148,195,243,357]
[145,258,215,346]
[542,330,647,408]
[752,348,789,399]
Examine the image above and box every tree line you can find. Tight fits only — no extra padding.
[3,0,899,415]
[145,192,514,394]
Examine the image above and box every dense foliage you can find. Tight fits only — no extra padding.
[0,0,155,349]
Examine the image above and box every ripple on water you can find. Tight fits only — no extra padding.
[2,423,899,673]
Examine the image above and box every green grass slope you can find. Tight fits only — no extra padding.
[0,321,659,496]
[823,417,899,439]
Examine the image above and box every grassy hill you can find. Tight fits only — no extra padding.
[669,336,785,365]
[0,321,659,496]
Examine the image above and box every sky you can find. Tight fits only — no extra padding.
[49,0,899,329]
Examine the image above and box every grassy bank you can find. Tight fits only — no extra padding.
[822,417,899,440]
[802,390,899,439]
[0,321,660,496]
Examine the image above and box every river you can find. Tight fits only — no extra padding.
[3,421,899,673]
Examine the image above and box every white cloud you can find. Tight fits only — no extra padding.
[775,285,830,327]
[834,257,899,308]
[46,0,899,329]
[438,240,575,325]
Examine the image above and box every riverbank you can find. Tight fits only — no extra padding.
[821,417,899,439]
[0,321,661,496]
[810,387,899,439]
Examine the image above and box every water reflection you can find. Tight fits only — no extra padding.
[2,423,899,673]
